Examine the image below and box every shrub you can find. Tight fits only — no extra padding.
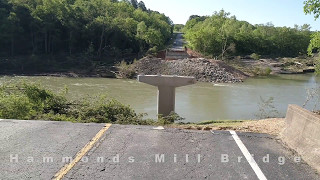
[0,83,69,119]
[23,83,68,114]
[263,67,272,76]
[316,58,320,75]
[0,94,36,120]
[116,60,136,79]
[75,98,141,123]
[251,67,272,76]
[158,112,185,124]
[250,53,261,60]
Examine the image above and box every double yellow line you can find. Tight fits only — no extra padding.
[53,123,112,180]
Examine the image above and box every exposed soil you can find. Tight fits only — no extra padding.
[169,118,286,136]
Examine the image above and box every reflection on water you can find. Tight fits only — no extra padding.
[0,74,319,122]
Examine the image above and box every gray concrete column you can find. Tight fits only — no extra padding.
[158,86,175,116]
[138,75,196,118]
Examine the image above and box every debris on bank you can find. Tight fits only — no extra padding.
[134,57,248,83]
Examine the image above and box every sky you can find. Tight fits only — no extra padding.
[141,0,320,30]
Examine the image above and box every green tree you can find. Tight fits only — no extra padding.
[304,0,320,19]
[138,1,147,11]
[0,0,172,66]
[304,0,320,74]
[183,10,311,59]
[130,0,138,9]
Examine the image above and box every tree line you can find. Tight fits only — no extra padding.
[304,0,320,73]
[183,10,312,59]
[0,0,173,60]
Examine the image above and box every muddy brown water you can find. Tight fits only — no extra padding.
[0,74,319,123]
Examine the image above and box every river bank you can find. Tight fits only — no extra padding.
[1,55,317,83]
[227,56,316,76]
[168,118,285,136]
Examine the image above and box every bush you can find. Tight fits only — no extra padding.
[263,67,272,75]
[75,98,140,123]
[251,67,272,76]
[0,83,69,120]
[116,60,136,79]
[0,94,35,120]
[250,53,261,60]
[316,58,320,75]
[158,112,185,124]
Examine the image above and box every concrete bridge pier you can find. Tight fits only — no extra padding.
[138,75,196,117]
[158,86,175,116]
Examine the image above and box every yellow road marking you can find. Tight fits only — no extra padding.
[52,123,112,180]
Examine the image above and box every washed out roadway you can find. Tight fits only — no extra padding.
[0,120,319,180]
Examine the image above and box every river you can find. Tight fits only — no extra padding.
[0,74,319,123]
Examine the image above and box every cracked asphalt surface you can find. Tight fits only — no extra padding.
[0,120,319,180]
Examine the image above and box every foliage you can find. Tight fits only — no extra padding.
[255,96,280,119]
[304,0,320,19]
[307,32,320,55]
[251,67,272,76]
[158,112,185,124]
[183,10,312,59]
[250,53,261,60]
[0,83,67,119]
[304,0,320,74]
[0,82,184,125]
[316,58,320,75]
[0,0,172,60]
[116,60,137,79]
[173,24,184,32]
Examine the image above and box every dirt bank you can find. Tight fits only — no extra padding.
[228,57,316,76]
[168,118,285,136]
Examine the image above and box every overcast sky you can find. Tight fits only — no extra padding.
[141,0,320,30]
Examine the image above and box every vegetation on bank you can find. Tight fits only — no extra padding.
[173,24,184,32]
[0,0,173,69]
[0,82,183,125]
[183,10,312,59]
[304,0,320,74]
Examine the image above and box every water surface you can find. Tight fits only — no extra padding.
[0,74,319,122]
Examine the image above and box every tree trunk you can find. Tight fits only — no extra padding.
[98,26,105,59]
[31,30,35,54]
[45,31,48,54]
[11,36,14,56]
[69,31,72,56]
[221,37,228,60]
[50,32,54,54]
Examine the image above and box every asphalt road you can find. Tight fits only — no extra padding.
[0,120,319,180]
[172,33,185,50]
